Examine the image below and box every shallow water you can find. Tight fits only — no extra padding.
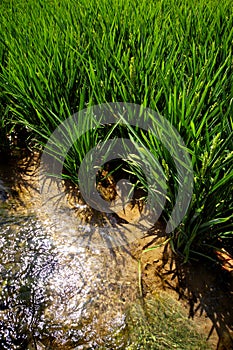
[0,159,218,350]
[0,163,139,349]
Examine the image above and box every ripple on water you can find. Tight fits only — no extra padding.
[0,198,138,349]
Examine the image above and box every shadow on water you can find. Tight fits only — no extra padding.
[0,157,224,349]
[0,158,139,349]
[0,207,135,349]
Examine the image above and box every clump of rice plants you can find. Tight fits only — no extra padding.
[0,0,232,262]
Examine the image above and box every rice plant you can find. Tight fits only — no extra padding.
[0,0,232,261]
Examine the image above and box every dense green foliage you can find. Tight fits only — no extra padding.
[0,0,232,261]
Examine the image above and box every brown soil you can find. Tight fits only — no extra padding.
[93,165,233,350]
[131,231,233,350]
[1,154,233,350]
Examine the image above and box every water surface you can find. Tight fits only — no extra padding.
[0,163,139,349]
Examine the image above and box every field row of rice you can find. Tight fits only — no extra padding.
[0,0,232,262]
